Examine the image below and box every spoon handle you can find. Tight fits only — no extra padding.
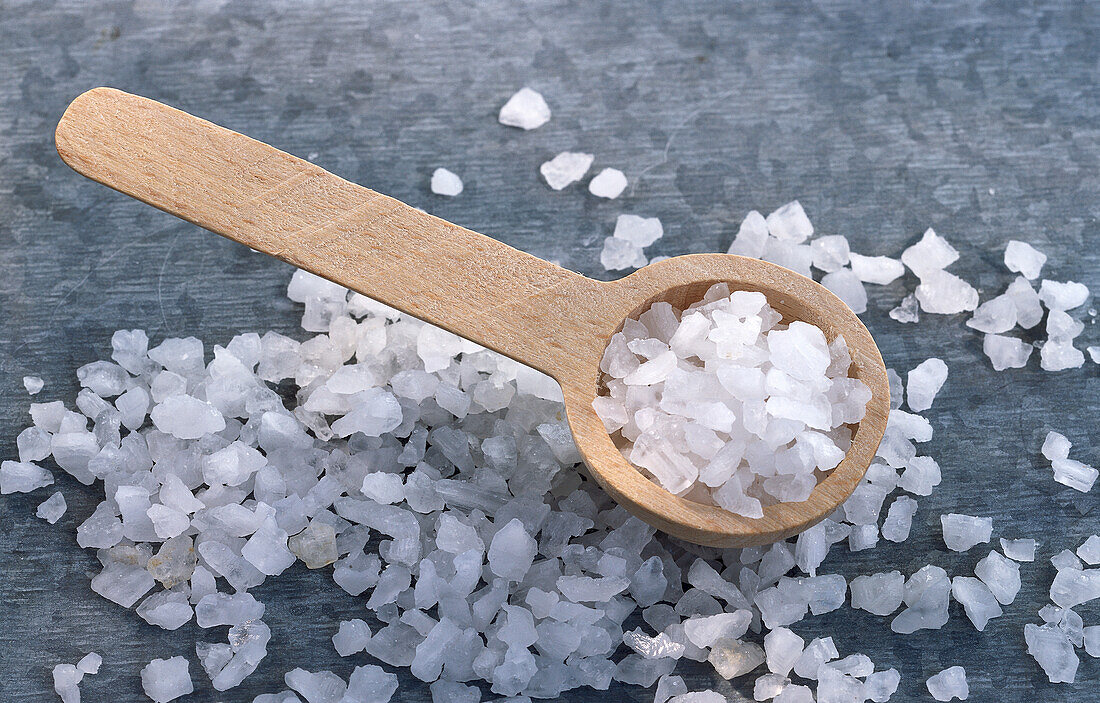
[55,88,608,379]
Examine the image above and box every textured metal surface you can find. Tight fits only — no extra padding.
[1,1,1098,701]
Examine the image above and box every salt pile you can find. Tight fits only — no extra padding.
[593,283,872,516]
[540,152,593,190]
[498,87,550,130]
[430,168,463,197]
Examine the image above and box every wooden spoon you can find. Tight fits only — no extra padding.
[55,87,890,547]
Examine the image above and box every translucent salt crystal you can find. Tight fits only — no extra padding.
[614,214,664,247]
[1051,457,1098,492]
[901,228,958,278]
[792,636,838,680]
[1077,535,1100,565]
[344,665,398,703]
[430,680,476,703]
[765,201,813,242]
[195,592,265,627]
[891,565,950,634]
[683,610,751,648]
[254,693,302,703]
[557,575,629,602]
[150,395,225,439]
[967,295,1017,334]
[1038,279,1089,310]
[624,629,686,659]
[91,560,156,608]
[589,168,628,199]
[773,684,814,703]
[825,653,873,678]
[1040,340,1085,372]
[654,674,688,703]
[848,523,879,552]
[540,151,594,190]
[1000,538,1037,562]
[810,235,850,273]
[864,669,900,702]
[926,666,968,701]
[1003,240,1046,279]
[821,269,868,314]
[430,168,463,196]
[1041,431,1071,461]
[331,619,372,657]
[1025,623,1078,683]
[888,293,919,324]
[982,334,1032,370]
[708,638,765,679]
[241,515,295,576]
[17,426,51,463]
[0,460,53,494]
[140,657,193,703]
[950,577,1002,631]
[763,627,804,676]
[668,692,726,703]
[843,483,889,525]
[975,550,1021,605]
[728,211,769,258]
[850,571,904,615]
[148,336,205,375]
[288,521,338,569]
[285,668,348,703]
[485,518,537,581]
[1046,309,1084,340]
[753,673,790,700]
[331,387,403,437]
[360,473,405,505]
[23,375,44,394]
[1085,626,1100,657]
[915,269,979,314]
[849,253,904,285]
[1049,568,1100,608]
[816,666,865,703]
[1052,549,1082,571]
[940,514,992,552]
[1089,345,1100,364]
[77,652,102,675]
[762,239,813,277]
[53,663,82,703]
[906,358,947,412]
[600,237,648,271]
[77,360,129,397]
[498,87,550,130]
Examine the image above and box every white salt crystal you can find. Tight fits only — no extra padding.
[1040,340,1085,372]
[33,490,63,525]
[901,228,958,278]
[430,168,463,196]
[763,627,804,676]
[333,619,372,656]
[1038,279,1089,311]
[669,692,725,703]
[850,571,904,615]
[881,495,917,542]
[1085,626,1100,657]
[77,652,102,675]
[950,577,1002,631]
[654,674,688,703]
[195,592,265,627]
[140,656,193,703]
[614,214,664,247]
[682,610,751,648]
[1051,457,1098,492]
[347,665,398,703]
[762,239,813,277]
[849,253,904,285]
[23,375,44,394]
[753,673,789,700]
[915,269,979,314]
[1000,538,1037,562]
[1077,535,1100,565]
[589,168,628,199]
[1046,309,1084,340]
[848,523,879,552]
[765,201,813,242]
[53,663,82,703]
[360,473,405,505]
[1025,623,1078,683]
[821,269,868,314]
[1004,240,1046,279]
[498,87,550,130]
[810,235,850,273]
[728,211,769,258]
[816,667,865,703]
[967,295,1017,334]
[889,293,920,324]
[926,666,968,701]
[982,334,1032,370]
[488,518,537,581]
[864,669,900,702]
[150,395,225,439]
[285,668,348,703]
[906,358,947,412]
[241,515,296,576]
[601,237,648,270]
[975,550,1021,605]
[137,590,194,630]
[1051,549,1082,571]
[708,638,765,679]
[1002,276,1043,329]
[540,151,594,190]
[0,460,53,494]
[891,565,950,634]
[1049,568,1100,608]
[1089,346,1100,364]
[773,684,814,703]
[792,637,838,680]
[940,514,992,552]
[1041,431,1071,461]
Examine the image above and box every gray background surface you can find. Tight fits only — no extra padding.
[1,1,1098,701]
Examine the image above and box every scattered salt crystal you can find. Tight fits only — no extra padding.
[498,88,550,130]
[1004,276,1044,329]
[864,669,900,702]
[728,211,769,258]
[888,293,920,324]
[881,495,917,542]
[23,375,44,394]
[333,619,372,656]
[940,514,992,552]
[654,674,688,703]
[1076,535,1100,565]
[821,268,868,314]
[891,565,950,634]
[601,237,648,270]
[967,295,1017,334]
[1041,431,1071,461]
[77,652,102,675]
[1051,549,1082,571]
[1050,457,1098,492]
[849,253,904,285]
[762,239,813,277]
[753,673,789,700]
[683,611,751,649]
[1040,340,1085,371]
[975,550,1021,605]
[901,228,959,278]
[1089,346,1100,364]
[1004,240,1046,279]
[792,637,838,680]
[34,491,67,524]
[915,269,979,314]
[589,168,628,199]
[906,358,947,412]
[540,151,593,190]
[810,235,850,273]
[1085,626,1100,657]
[1025,623,1078,683]
[53,663,82,703]
[982,334,1032,370]
[614,214,664,247]
[285,668,348,703]
[668,692,725,703]
[850,571,904,615]
[140,656,193,703]
[950,577,1002,631]
[708,638,765,679]
[430,168,463,196]
[0,460,53,494]
[999,538,1037,562]
[926,666,968,701]
[1038,279,1089,311]
[774,684,814,703]
[1049,568,1100,608]
[816,666,865,703]
[765,201,813,242]
[763,627,804,676]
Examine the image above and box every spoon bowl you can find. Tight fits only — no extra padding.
[55,87,890,548]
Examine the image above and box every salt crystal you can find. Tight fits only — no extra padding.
[614,214,664,247]
[774,685,814,703]
[601,237,648,270]
[864,669,900,702]
[849,253,904,285]
[1024,623,1078,683]
[763,627,804,676]
[940,514,992,551]
[816,666,865,703]
[753,673,790,701]
[53,663,82,703]
[589,168,628,199]
[915,269,979,314]
[654,674,688,703]
[881,495,917,543]
[683,610,751,648]
[888,293,920,324]
[1049,568,1100,608]
[810,235,850,273]
[850,571,904,615]
[668,692,725,703]
[1052,549,1082,571]
[765,201,813,242]
[906,358,947,412]
[36,491,66,525]
[1089,345,1100,364]
[1003,240,1046,279]
[0,460,53,494]
[821,269,868,314]
[728,211,769,258]
[1041,431,1071,461]
[361,473,405,505]
[77,652,102,675]
[1051,457,1098,492]
[792,637,838,680]
[982,334,1032,370]
[950,577,1002,631]
[140,656,193,703]
[762,239,813,277]
[1040,340,1085,371]
[1076,535,1100,565]
[487,518,537,581]
[137,590,194,630]
[999,538,1037,562]
[901,228,959,277]
[430,168,463,197]
[890,565,950,634]
[967,295,1017,334]
[1046,309,1084,340]
[1085,626,1100,657]
[150,395,225,439]
[285,668,348,703]
[1038,279,1089,311]
[23,375,45,394]
[975,550,1021,605]
[540,152,594,190]
[195,592,265,627]
[708,638,765,679]
[926,666,968,701]
[288,521,339,569]
[498,88,550,130]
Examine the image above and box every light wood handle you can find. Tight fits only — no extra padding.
[55,87,608,379]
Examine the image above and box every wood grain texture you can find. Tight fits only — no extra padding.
[56,88,890,547]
